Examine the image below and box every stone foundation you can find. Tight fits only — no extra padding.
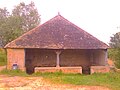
[90,66,110,74]
[35,67,82,74]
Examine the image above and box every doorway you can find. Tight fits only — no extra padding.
[82,66,90,74]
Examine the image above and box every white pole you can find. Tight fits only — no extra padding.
[55,50,61,67]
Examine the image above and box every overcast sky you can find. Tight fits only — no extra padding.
[0,0,120,44]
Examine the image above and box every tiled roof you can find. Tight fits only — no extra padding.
[5,14,109,49]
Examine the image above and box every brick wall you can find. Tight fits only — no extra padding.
[7,49,25,71]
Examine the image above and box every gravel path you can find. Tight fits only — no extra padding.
[0,75,109,90]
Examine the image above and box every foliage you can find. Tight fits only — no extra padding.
[12,1,40,32]
[0,49,6,66]
[108,49,120,68]
[0,1,40,46]
[109,32,120,48]
[0,8,9,46]
[0,16,23,46]
[109,32,120,68]
[0,7,9,19]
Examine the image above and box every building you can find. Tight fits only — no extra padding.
[5,14,109,74]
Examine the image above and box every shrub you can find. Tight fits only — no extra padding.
[108,48,120,69]
[0,49,7,66]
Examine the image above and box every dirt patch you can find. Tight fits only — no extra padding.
[0,75,109,90]
[0,66,6,71]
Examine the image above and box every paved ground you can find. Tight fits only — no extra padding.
[0,75,109,90]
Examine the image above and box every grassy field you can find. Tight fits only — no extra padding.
[0,69,120,90]
[0,49,7,66]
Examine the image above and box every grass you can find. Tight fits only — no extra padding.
[0,49,7,66]
[33,72,120,90]
[0,69,120,90]
[0,69,29,76]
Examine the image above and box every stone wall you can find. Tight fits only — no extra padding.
[7,49,25,71]
[35,67,82,74]
[90,66,110,74]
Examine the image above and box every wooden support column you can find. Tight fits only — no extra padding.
[55,50,61,68]
[105,49,108,66]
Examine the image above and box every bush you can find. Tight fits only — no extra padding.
[0,49,7,66]
[108,48,120,69]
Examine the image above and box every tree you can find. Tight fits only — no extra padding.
[1,16,23,46]
[0,1,40,46]
[109,32,120,68]
[0,8,10,47]
[109,32,120,48]
[12,1,40,32]
[0,8,9,19]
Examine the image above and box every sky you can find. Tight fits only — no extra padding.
[0,0,120,44]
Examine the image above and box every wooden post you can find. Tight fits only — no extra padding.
[105,49,108,66]
[55,50,61,68]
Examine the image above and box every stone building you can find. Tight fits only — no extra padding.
[5,14,109,74]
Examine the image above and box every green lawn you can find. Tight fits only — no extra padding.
[0,69,120,90]
[0,49,7,66]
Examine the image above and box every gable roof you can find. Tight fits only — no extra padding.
[5,14,109,49]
